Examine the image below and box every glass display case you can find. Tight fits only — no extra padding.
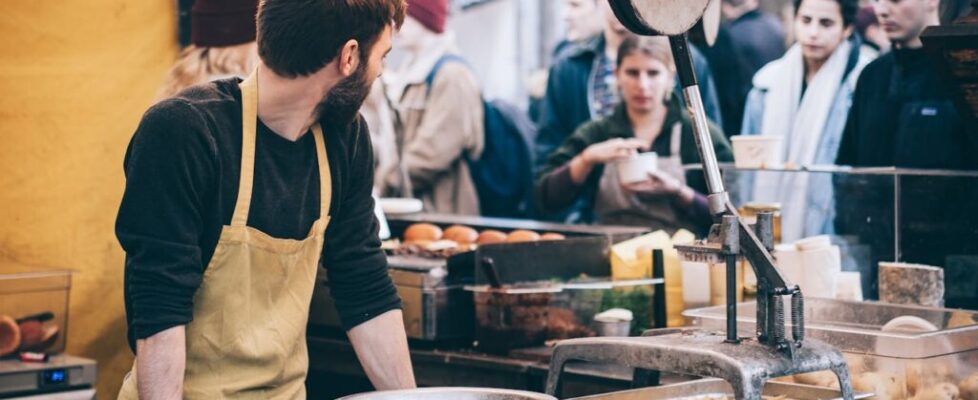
[685,298,978,400]
[686,163,978,308]
[0,263,72,356]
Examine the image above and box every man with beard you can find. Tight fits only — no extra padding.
[115,1,415,398]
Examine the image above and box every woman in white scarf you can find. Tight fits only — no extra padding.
[740,0,876,242]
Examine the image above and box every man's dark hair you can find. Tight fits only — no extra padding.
[793,0,859,27]
[257,0,406,78]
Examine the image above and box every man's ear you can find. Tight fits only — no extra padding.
[339,39,361,76]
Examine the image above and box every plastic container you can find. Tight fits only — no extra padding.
[684,298,978,399]
[468,279,659,353]
[0,266,72,355]
[615,152,658,184]
[731,135,783,169]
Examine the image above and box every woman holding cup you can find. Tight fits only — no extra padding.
[534,36,732,235]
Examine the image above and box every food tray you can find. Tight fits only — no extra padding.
[568,378,873,400]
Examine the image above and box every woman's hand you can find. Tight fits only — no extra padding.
[580,138,647,166]
[622,170,695,205]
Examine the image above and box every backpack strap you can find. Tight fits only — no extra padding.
[424,54,469,97]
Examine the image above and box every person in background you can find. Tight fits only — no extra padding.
[116,0,415,397]
[855,5,890,52]
[157,0,259,99]
[528,0,605,121]
[383,0,484,215]
[697,24,753,137]
[535,36,733,235]
[556,0,605,57]
[722,0,787,77]
[836,0,973,169]
[741,0,875,241]
[534,0,723,180]
[834,0,978,297]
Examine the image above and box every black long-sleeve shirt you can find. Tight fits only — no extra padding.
[116,79,400,351]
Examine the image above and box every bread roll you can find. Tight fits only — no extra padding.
[959,373,978,400]
[853,372,904,400]
[912,382,959,400]
[443,225,479,245]
[0,316,20,356]
[506,230,541,243]
[793,370,840,388]
[476,230,507,245]
[404,223,443,242]
[540,232,566,241]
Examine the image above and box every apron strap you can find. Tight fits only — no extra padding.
[669,122,683,157]
[232,73,259,227]
[311,124,332,219]
[234,71,332,225]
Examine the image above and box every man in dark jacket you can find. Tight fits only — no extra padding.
[722,0,786,76]
[534,2,723,177]
[836,0,974,169]
[834,0,978,303]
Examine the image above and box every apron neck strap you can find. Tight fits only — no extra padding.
[669,122,683,157]
[232,73,259,227]
[311,124,332,219]
[233,72,333,227]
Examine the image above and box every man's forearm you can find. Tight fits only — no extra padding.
[135,325,186,400]
[347,310,416,390]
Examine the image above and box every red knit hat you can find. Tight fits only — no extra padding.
[191,0,259,47]
[407,0,449,34]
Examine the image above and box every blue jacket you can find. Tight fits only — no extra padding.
[534,35,724,175]
[740,35,876,238]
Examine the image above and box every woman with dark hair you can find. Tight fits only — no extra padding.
[534,36,733,235]
[741,0,877,241]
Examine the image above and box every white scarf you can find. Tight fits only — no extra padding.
[752,40,852,242]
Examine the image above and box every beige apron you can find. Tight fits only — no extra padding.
[595,122,696,233]
[118,74,332,399]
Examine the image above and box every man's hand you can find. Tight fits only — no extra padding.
[347,310,416,390]
[135,326,186,400]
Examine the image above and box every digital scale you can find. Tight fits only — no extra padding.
[0,355,96,399]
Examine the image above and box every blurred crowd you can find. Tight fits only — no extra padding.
[163,0,976,239]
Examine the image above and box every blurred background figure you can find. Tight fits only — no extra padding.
[741,0,875,241]
[722,0,787,77]
[157,0,258,99]
[527,0,605,121]
[855,5,890,52]
[383,0,484,215]
[836,0,972,170]
[534,0,723,182]
[535,36,732,234]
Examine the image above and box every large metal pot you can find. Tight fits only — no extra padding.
[338,387,557,400]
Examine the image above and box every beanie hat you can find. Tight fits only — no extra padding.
[407,0,449,34]
[191,0,259,47]
[855,6,879,34]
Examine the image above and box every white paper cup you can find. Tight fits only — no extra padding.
[731,135,783,169]
[616,152,658,184]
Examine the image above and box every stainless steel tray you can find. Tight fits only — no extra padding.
[568,378,873,400]
[683,298,978,358]
[339,387,557,400]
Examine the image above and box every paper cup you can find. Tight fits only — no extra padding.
[731,135,783,169]
[616,152,658,184]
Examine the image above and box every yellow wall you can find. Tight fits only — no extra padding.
[0,1,177,396]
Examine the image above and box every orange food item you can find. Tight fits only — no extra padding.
[476,230,508,245]
[443,225,479,245]
[18,320,43,349]
[404,223,443,242]
[506,230,541,243]
[0,316,20,356]
[540,233,566,241]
